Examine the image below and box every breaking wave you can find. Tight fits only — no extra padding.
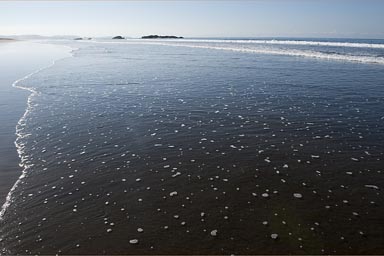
[175,39,384,49]
[139,41,384,65]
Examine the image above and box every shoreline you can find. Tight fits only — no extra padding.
[0,41,73,218]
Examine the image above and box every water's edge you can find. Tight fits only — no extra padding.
[0,43,75,220]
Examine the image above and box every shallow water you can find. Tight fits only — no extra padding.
[0,39,383,254]
[0,42,71,206]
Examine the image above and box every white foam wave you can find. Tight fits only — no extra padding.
[88,38,384,49]
[0,44,75,221]
[140,41,384,65]
[166,39,384,49]
[87,39,384,65]
[95,38,384,49]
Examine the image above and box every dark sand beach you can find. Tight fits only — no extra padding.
[1,0,384,254]
[1,39,383,254]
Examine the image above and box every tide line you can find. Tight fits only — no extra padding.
[0,44,76,221]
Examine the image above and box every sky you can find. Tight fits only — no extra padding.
[1,0,384,39]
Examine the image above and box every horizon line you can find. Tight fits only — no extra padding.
[2,34,384,41]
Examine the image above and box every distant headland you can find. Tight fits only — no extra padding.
[141,35,183,39]
[0,38,15,42]
[112,36,125,40]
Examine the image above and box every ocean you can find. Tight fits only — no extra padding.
[0,38,383,254]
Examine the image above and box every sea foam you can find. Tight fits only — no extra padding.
[174,39,384,49]
[138,41,384,65]
[89,39,384,65]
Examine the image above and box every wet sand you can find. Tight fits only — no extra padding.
[0,41,72,206]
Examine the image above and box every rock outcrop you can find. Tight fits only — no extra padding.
[141,35,183,39]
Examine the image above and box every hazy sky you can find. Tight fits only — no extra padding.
[1,0,384,38]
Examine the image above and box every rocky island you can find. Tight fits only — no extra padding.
[112,36,125,39]
[74,37,92,40]
[141,35,183,39]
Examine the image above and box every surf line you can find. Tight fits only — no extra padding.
[0,43,76,220]
[138,41,384,65]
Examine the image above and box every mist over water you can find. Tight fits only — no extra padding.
[1,39,384,254]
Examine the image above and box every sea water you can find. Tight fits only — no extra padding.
[0,38,383,254]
